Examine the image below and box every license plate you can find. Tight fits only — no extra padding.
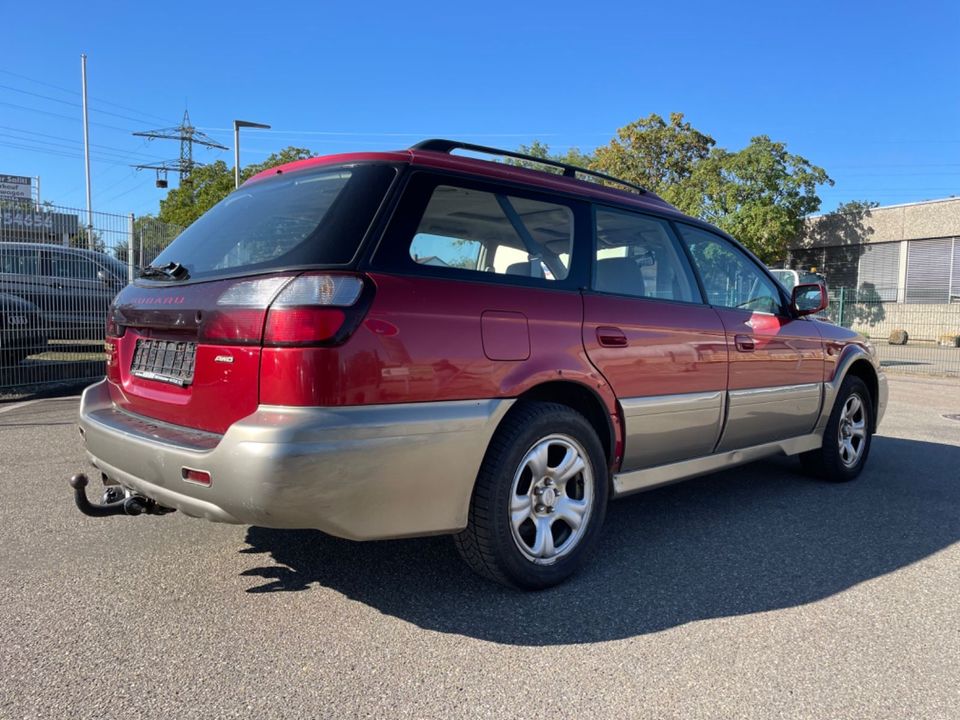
[130,339,197,387]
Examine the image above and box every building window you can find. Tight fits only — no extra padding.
[857,242,900,302]
[905,238,954,304]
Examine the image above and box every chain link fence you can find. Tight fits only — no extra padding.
[826,286,960,376]
[1,201,181,395]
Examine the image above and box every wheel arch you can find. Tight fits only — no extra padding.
[844,358,880,432]
[823,347,881,433]
[513,380,618,471]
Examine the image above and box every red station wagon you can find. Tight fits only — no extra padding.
[71,140,888,589]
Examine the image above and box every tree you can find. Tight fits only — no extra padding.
[70,227,104,253]
[114,214,184,269]
[591,112,714,202]
[582,114,835,262]
[507,141,594,173]
[684,136,832,262]
[158,147,315,228]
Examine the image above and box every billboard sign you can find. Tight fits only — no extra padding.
[0,175,33,203]
[0,208,79,236]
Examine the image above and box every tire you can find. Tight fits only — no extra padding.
[454,400,609,590]
[800,375,873,482]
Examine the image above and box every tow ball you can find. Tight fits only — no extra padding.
[69,473,175,517]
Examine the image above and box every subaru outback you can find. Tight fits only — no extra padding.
[71,140,887,589]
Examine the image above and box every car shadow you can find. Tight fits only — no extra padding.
[239,436,960,645]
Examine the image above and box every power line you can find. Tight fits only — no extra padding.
[0,139,140,167]
[0,126,166,161]
[0,99,132,133]
[0,83,174,126]
[0,67,176,125]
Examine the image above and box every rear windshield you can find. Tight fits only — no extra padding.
[150,163,396,280]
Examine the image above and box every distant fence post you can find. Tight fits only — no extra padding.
[127,213,135,284]
[837,287,846,327]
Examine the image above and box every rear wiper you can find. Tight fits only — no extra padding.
[139,262,189,281]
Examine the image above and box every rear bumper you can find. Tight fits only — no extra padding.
[79,380,512,540]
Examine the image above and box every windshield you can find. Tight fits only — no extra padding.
[150,163,396,280]
[100,254,129,278]
[770,269,797,290]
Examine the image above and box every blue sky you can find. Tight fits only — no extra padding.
[1,0,957,218]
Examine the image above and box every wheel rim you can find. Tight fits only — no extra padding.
[509,433,594,565]
[837,393,868,468]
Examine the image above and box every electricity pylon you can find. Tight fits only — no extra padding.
[132,110,228,189]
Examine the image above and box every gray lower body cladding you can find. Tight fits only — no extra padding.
[79,380,513,540]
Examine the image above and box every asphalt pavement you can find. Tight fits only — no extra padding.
[1,376,958,719]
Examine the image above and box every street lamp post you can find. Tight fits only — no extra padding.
[233,119,271,188]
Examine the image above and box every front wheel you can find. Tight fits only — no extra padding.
[800,375,873,482]
[454,401,609,589]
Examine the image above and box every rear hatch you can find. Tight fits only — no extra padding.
[106,161,397,434]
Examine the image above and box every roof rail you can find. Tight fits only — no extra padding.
[410,138,647,195]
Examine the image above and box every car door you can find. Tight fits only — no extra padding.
[0,244,44,306]
[41,249,107,338]
[581,208,728,471]
[676,224,825,451]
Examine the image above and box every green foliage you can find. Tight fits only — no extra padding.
[547,114,834,263]
[684,136,833,263]
[506,141,594,173]
[591,112,714,201]
[116,214,183,268]
[158,147,315,228]
[70,227,104,253]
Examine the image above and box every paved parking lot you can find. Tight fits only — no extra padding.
[1,376,958,719]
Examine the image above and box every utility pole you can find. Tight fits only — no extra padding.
[233,120,271,188]
[80,54,93,248]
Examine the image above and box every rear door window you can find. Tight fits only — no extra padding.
[149,164,397,280]
[48,252,98,280]
[593,208,700,303]
[379,174,582,285]
[0,246,39,275]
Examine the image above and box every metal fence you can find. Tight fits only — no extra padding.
[826,286,960,376]
[3,213,959,396]
[1,201,181,394]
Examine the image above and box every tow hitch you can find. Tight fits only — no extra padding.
[69,473,175,517]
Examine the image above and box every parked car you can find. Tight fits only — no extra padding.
[0,291,47,367]
[770,268,833,322]
[0,242,127,340]
[72,140,887,589]
[770,268,828,294]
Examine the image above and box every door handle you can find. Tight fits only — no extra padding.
[735,334,755,352]
[597,326,628,348]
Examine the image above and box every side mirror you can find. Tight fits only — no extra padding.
[793,283,828,316]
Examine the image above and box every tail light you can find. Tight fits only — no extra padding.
[105,310,125,338]
[199,276,291,344]
[197,274,370,347]
[105,309,123,383]
[258,273,373,406]
[263,274,368,347]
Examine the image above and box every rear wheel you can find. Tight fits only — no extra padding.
[454,401,608,589]
[800,375,873,482]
